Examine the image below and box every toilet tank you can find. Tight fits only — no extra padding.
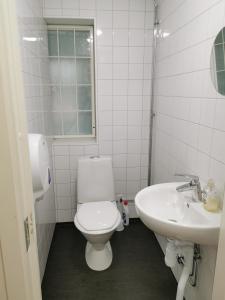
[77,156,115,203]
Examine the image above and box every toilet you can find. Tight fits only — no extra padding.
[74,156,121,271]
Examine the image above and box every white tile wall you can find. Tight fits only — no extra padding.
[15,0,224,296]
[16,0,56,280]
[43,0,154,222]
[152,1,225,299]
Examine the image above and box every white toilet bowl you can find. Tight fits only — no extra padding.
[75,156,120,271]
[74,201,121,271]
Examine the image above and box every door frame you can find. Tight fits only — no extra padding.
[213,193,225,300]
[0,0,42,299]
[1,0,225,299]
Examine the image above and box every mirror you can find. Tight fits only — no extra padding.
[210,27,225,95]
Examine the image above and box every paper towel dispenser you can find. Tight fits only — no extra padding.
[28,134,51,200]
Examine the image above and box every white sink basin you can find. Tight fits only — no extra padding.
[135,182,221,245]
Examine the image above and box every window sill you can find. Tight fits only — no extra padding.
[52,136,97,146]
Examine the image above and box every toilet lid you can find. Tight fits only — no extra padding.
[76,201,119,231]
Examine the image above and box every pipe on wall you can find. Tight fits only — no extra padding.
[147,0,159,185]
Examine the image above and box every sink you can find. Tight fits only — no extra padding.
[135,182,221,245]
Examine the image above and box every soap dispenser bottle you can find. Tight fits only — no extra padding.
[204,179,220,213]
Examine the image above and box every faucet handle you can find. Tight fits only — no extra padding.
[174,173,199,182]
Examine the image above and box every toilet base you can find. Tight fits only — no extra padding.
[85,241,112,271]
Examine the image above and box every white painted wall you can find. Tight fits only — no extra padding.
[152,0,225,299]
[43,0,154,222]
[16,0,56,280]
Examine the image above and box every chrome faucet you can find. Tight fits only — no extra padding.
[175,173,204,202]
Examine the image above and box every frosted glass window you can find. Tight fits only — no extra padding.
[76,58,91,84]
[63,112,78,135]
[78,112,92,135]
[51,112,62,135]
[47,25,95,137]
[75,31,91,57]
[61,86,76,110]
[48,30,58,56]
[60,59,76,84]
[59,30,74,56]
[77,86,92,110]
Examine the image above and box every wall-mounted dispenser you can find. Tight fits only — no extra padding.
[28,134,51,200]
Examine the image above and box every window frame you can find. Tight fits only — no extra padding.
[47,24,96,139]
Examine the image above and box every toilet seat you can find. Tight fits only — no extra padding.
[76,201,120,232]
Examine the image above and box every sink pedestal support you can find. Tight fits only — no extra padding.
[165,240,194,300]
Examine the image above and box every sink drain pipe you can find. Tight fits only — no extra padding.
[165,240,194,300]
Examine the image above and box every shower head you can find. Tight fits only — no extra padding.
[153,0,159,26]
[153,0,158,7]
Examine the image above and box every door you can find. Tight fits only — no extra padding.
[0,0,42,299]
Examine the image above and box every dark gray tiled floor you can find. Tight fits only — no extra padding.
[42,220,177,300]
